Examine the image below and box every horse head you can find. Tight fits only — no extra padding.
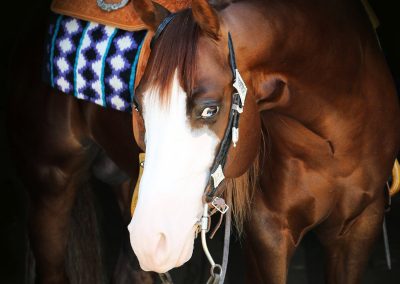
[128,0,268,273]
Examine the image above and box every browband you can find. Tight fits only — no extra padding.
[150,13,177,49]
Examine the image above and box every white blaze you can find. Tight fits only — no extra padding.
[128,73,219,273]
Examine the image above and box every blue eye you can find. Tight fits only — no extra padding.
[201,106,220,119]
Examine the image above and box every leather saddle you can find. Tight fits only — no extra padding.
[51,0,192,31]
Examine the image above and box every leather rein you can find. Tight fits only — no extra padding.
[134,13,247,284]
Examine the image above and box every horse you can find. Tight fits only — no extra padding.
[127,0,400,283]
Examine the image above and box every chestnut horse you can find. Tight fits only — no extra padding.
[128,0,400,283]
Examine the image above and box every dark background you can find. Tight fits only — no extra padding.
[1,0,399,283]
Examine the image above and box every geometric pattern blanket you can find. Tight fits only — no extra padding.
[43,13,147,113]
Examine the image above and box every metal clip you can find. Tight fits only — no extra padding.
[201,215,211,233]
[211,197,229,214]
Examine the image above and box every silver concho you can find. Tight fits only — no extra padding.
[211,165,225,189]
[97,0,130,12]
[233,69,247,106]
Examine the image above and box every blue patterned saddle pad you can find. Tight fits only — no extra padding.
[44,13,147,113]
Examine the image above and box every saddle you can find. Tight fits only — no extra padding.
[51,0,192,31]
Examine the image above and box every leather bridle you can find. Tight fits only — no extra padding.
[133,13,247,284]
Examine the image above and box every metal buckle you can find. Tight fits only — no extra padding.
[97,0,130,12]
[211,197,229,214]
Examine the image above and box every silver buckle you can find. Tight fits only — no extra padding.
[211,197,229,214]
[97,0,130,12]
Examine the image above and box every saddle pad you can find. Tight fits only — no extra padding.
[43,13,147,112]
[51,0,192,31]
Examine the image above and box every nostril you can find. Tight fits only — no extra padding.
[155,233,168,256]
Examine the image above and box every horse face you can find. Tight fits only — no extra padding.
[128,31,234,272]
[128,1,260,274]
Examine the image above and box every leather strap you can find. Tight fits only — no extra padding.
[206,32,243,201]
[159,272,174,284]
[205,206,231,284]
[130,153,145,216]
[382,216,392,270]
[150,13,177,48]
[219,190,232,284]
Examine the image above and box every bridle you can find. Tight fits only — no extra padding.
[199,31,247,284]
[133,13,247,284]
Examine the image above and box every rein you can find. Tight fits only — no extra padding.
[135,13,247,284]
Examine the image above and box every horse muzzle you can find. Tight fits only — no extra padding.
[128,215,197,273]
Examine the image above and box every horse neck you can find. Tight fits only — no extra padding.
[221,0,380,127]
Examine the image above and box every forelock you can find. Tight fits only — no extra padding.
[141,9,201,104]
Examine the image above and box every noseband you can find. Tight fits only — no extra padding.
[140,13,247,284]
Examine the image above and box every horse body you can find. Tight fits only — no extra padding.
[129,0,400,283]
[227,1,400,280]
[231,1,400,282]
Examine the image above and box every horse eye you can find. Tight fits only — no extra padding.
[201,106,220,119]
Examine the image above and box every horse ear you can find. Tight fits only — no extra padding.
[132,0,170,31]
[192,0,220,39]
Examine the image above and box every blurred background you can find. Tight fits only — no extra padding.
[1,0,399,283]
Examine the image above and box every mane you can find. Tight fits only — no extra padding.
[141,9,200,101]
[224,148,261,235]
